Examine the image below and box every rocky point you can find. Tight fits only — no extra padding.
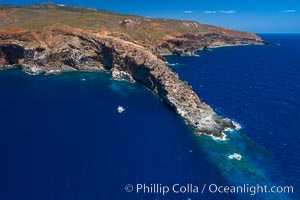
[0,3,265,138]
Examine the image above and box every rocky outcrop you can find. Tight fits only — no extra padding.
[0,25,235,138]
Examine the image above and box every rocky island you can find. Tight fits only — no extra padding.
[0,2,264,138]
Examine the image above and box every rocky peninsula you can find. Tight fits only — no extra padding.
[0,3,265,138]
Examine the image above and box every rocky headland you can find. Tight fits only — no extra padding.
[0,3,265,138]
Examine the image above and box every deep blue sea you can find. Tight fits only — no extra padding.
[0,34,299,200]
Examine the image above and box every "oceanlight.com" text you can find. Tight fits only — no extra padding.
[124,183,294,196]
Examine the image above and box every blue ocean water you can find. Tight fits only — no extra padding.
[0,34,299,200]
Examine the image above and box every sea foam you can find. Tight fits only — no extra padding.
[211,132,228,141]
[232,121,242,130]
[228,153,242,160]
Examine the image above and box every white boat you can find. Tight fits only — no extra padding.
[117,106,125,114]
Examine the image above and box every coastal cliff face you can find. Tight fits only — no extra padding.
[0,3,263,138]
[155,32,262,56]
[0,25,234,137]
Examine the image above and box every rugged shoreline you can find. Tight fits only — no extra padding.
[0,25,241,138]
[161,42,265,58]
[0,3,265,138]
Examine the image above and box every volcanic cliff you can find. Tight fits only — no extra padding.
[0,3,264,138]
